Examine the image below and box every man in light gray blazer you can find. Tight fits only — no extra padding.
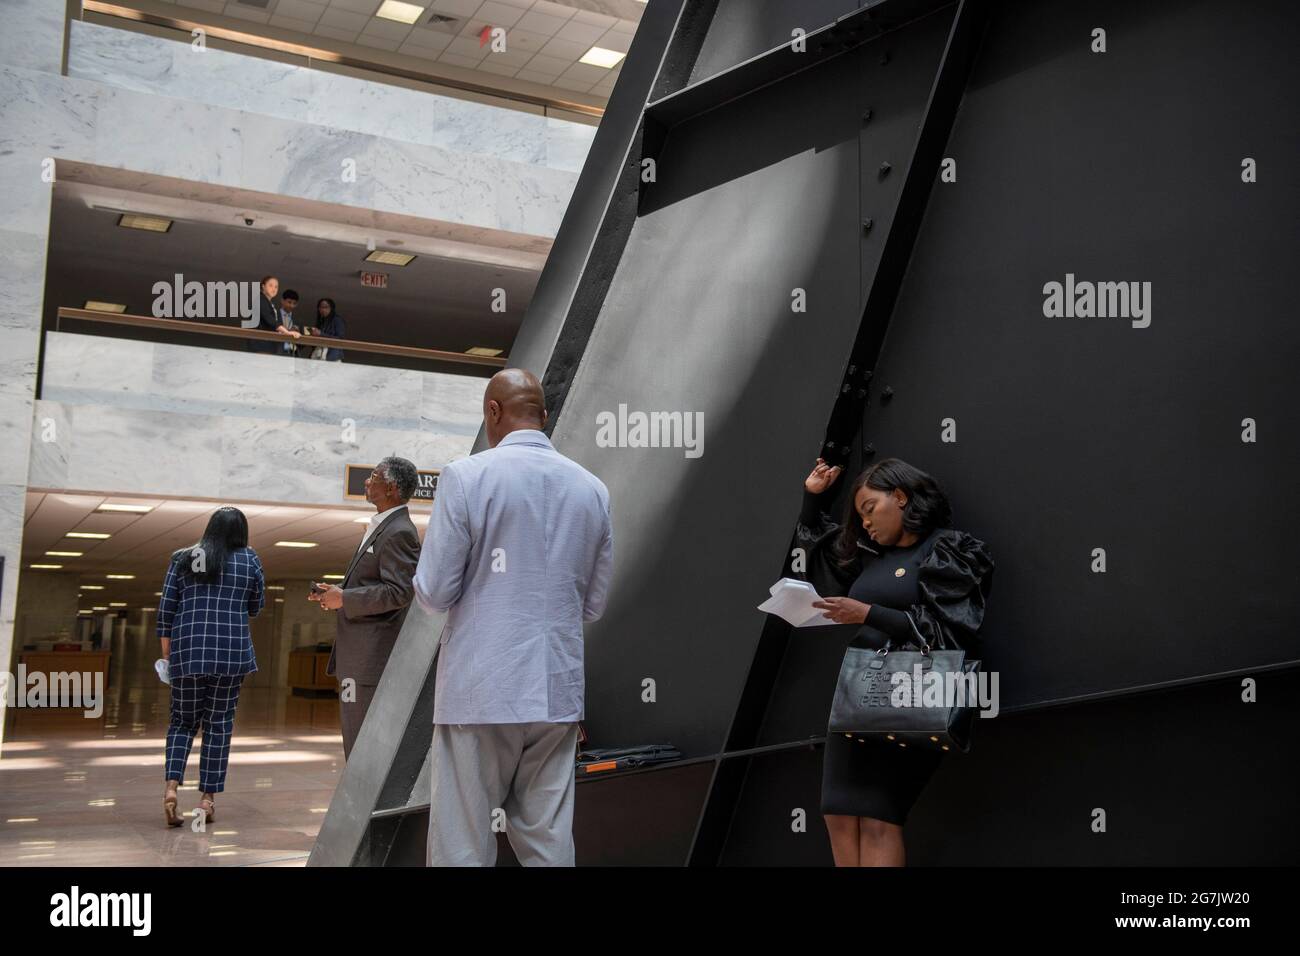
[414,368,613,866]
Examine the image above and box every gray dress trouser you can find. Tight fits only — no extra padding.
[427,721,579,867]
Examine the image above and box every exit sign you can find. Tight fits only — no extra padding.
[360,271,388,288]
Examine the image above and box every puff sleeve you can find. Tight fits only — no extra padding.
[791,490,867,599]
[909,529,994,652]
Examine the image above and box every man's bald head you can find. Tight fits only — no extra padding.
[483,367,547,446]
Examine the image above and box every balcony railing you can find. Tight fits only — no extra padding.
[52,307,507,372]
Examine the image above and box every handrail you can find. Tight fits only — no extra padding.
[54,308,508,369]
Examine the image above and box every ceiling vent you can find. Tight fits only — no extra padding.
[235,0,272,9]
[424,13,461,35]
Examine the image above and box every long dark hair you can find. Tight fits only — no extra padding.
[832,458,953,568]
[317,298,337,322]
[172,506,249,584]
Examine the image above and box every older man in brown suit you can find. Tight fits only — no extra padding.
[311,456,422,759]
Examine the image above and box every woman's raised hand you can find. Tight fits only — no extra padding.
[804,457,843,495]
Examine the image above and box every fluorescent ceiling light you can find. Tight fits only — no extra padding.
[84,301,127,313]
[106,574,135,580]
[266,585,286,591]
[466,346,504,357]
[67,532,111,539]
[109,602,126,607]
[81,585,105,591]
[92,606,107,611]
[376,1,424,25]
[117,213,172,233]
[322,574,345,581]
[30,564,63,570]
[141,607,156,612]
[97,503,153,513]
[275,541,317,548]
[580,46,626,68]
[364,250,416,266]
[46,551,83,557]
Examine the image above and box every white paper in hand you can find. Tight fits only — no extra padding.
[757,578,833,627]
[154,658,171,685]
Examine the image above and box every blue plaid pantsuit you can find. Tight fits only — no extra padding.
[157,547,264,793]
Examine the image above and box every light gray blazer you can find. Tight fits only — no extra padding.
[414,429,613,724]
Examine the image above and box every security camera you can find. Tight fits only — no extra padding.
[243,217,254,226]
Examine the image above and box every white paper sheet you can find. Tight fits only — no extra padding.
[757,577,833,627]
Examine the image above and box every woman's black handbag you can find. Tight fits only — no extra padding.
[827,614,982,752]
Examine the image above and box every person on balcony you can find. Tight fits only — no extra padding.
[246,275,300,355]
[306,297,346,362]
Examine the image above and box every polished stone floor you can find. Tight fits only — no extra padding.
[0,666,342,867]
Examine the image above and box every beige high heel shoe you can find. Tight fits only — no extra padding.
[163,784,183,828]
[198,793,215,824]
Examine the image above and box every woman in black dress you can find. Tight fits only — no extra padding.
[796,456,993,866]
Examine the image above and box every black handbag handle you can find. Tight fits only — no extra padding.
[879,612,942,656]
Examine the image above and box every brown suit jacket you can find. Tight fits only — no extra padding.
[326,506,421,686]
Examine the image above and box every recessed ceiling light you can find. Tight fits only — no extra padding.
[465,346,504,357]
[322,574,345,581]
[376,1,424,25]
[106,574,135,580]
[66,532,111,539]
[364,250,416,266]
[45,551,83,557]
[78,609,93,615]
[97,503,153,513]
[141,607,156,612]
[274,541,317,548]
[92,606,107,611]
[266,585,286,591]
[30,564,63,570]
[109,602,127,607]
[274,598,285,603]
[84,301,127,313]
[82,585,105,591]
[580,46,626,68]
[117,213,172,233]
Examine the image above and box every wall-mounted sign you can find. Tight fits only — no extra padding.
[345,464,439,501]
[360,271,389,289]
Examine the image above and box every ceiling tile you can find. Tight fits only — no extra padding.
[318,7,369,30]
[314,23,362,41]
[515,10,570,37]
[275,0,327,22]
[551,73,596,92]
[430,0,484,17]
[329,0,384,13]
[503,28,550,52]
[355,33,403,50]
[573,9,616,29]
[403,26,455,48]
[554,19,606,45]
[524,53,569,75]
[538,35,589,60]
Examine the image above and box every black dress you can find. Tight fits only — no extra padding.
[794,490,994,824]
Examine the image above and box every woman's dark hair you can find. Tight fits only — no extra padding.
[173,506,249,584]
[317,297,336,317]
[832,458,953,568]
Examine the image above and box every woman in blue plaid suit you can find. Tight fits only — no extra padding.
[156,506,264,826]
